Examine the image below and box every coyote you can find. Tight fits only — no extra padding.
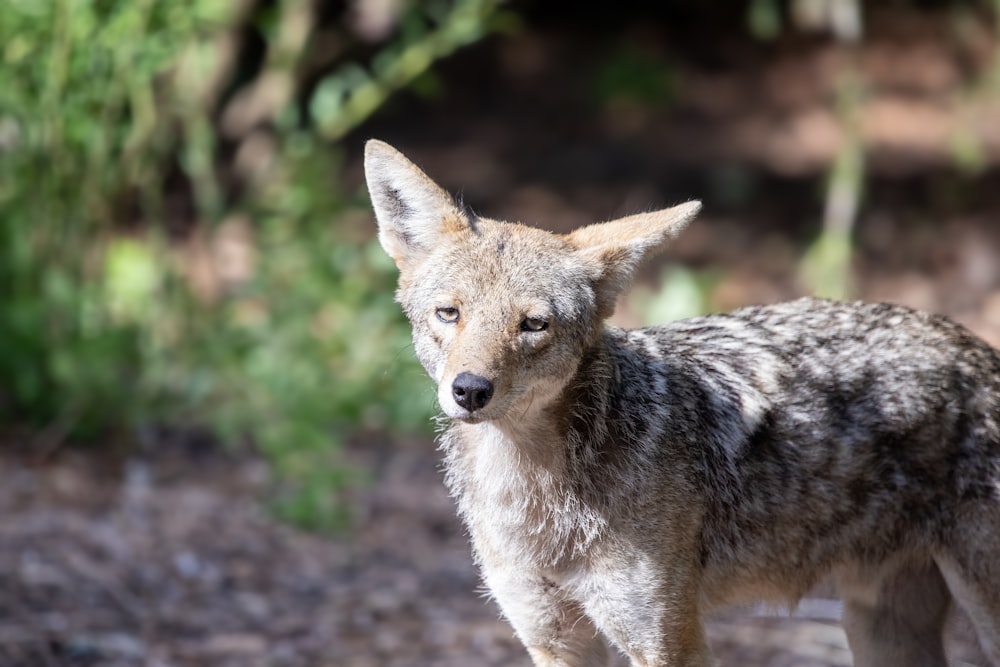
[364,139,1000,667]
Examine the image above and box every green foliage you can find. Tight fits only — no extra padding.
[0,0,502,529]
[630,267,709,325]
[155,142,436,529]
[310,0,513,140]
[591,46,678,110]
[801,67,864,300]
[747,0,783,40]
[0,0,232,436]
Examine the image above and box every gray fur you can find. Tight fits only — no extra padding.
[364,139,1000,667]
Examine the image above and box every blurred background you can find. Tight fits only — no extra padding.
[1,0,999,665]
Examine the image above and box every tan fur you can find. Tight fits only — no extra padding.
[364,139,1000,667]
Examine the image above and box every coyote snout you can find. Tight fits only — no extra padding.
[365,139,1000,667]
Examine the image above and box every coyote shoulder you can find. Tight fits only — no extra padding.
[364,139,1000,667]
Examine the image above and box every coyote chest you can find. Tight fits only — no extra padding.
[442,422,611,569]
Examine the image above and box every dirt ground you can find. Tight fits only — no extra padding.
[0,434,991,667]
[5,8,1000,667]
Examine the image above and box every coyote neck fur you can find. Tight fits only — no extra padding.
[439,329,668,570]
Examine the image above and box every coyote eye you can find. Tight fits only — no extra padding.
[520,317,548,332]
[436,307,459,323]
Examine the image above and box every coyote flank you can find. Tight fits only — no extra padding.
[364,139,1000,667]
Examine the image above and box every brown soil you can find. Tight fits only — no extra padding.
[0,434,990,666]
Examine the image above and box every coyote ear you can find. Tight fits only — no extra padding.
[364,139,467,270]
[567,201,701,318]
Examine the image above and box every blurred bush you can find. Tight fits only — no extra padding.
[0,0,507,528]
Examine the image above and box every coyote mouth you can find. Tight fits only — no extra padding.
[452,410,490,424]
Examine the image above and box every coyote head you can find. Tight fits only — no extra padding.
[364,140,700,425]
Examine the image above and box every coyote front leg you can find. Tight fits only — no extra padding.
[482,563,608,667]
[579,552,713,667]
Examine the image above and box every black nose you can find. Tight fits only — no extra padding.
[452,372,494,412]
